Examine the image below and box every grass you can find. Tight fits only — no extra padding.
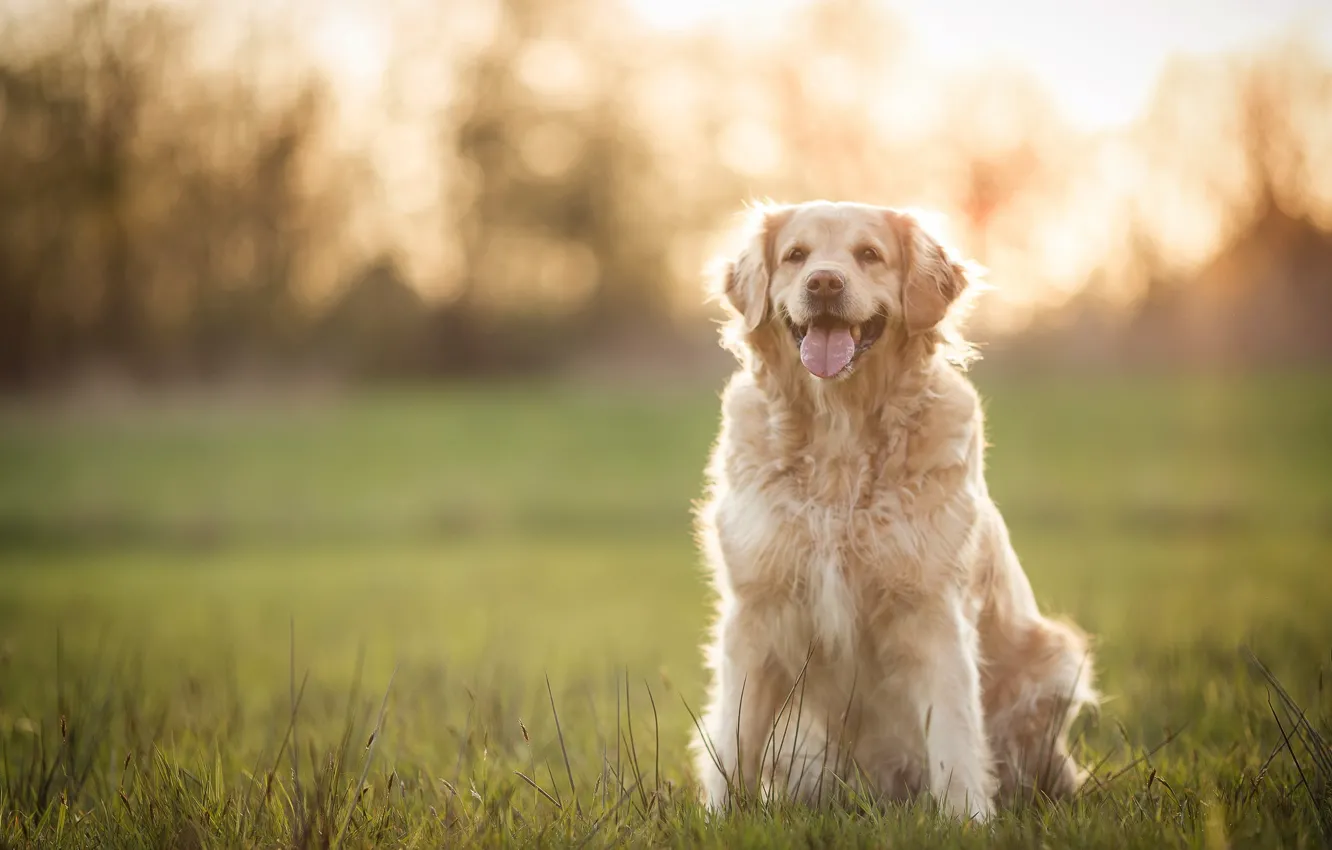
[0,368,1330,847]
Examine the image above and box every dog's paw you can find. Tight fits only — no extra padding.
[939,786,993,825]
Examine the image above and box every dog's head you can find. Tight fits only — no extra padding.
[714,201,978,381]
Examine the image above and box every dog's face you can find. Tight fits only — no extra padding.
[719,201,972,381]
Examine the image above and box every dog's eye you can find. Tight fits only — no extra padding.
[784,247,808,264]
[857,246,882,264]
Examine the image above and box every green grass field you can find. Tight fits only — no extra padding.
[1,370,1330,848]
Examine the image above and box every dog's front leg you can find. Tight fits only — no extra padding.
[910,596,995,822]
[693,607,787,811]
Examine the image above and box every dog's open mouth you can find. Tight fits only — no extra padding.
[787,313,887,379]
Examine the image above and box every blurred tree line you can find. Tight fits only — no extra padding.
[1,0,1329,394]
[0,0,687,390]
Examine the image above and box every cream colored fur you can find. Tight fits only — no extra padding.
[691,201,1098,822]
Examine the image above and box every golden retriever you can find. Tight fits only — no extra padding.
[691,200,1097,821]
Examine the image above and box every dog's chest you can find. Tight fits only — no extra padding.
[715,450,937,644]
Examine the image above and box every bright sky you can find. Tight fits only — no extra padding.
[627,0,1332,130]
[308,5,392,100]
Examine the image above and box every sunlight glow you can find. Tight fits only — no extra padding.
[310,7,389,97]
[626,0,1332,131]
[625,0,807,31]
[902,0,1332,130]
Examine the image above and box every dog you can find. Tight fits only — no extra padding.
[691,200,1097,821]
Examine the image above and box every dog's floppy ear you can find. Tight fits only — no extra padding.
[892,211,972,333]
[717,204,791,333]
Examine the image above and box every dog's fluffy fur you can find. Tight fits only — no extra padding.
[692,201,1097,821]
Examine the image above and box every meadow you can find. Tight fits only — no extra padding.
[0,369,1329,848]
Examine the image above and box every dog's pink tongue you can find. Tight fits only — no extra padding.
[800,323,856,379]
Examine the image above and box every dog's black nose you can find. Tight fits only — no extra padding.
[804,269,845,301]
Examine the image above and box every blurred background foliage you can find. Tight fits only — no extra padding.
[1,0,1330,396]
